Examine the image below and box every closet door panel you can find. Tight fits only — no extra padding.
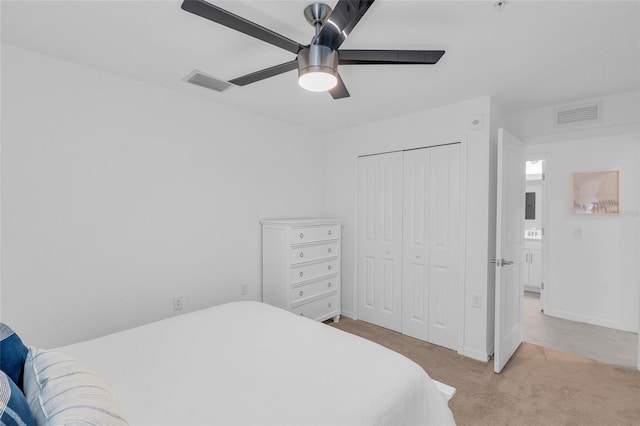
[357,152,403,331]
[363,256,376,308]
[408,263,426,320]
[401,149,430,341]
[428,144,461,350]
[358,157,379,325]
[375,153,403,331]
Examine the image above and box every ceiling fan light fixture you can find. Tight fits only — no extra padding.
[297,45,338,92]
[298,68,338,92]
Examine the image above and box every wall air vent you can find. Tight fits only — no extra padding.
[554,101,602,127]
[183,70,231,93]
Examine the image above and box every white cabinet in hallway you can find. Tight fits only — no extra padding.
[262,218,342,322]
[357,144,461,351]
[524,247,542,293]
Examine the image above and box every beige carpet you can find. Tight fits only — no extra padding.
[329,317,640,426]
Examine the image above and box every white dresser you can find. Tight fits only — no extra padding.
[261,218,341,322]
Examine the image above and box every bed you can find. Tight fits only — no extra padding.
[27,301,456,425]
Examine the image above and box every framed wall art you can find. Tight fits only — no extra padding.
[571,170,619,215]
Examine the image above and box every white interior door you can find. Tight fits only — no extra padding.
[494,129,526,373]
[402,145,460,350]
[357,152,403,331]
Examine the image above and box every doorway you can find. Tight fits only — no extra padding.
[524,158,545,312]
[520,157,638,369]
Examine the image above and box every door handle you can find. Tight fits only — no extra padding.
[491,258,514,267]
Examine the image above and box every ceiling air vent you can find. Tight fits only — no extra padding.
[554,102,602,127]
[184,70,231,93]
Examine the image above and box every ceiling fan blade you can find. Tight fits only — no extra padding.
[313,0,375,51]
[229,60,298,86]
[338,49,445,65]
[329,73,350,99]
[181,0,304,54]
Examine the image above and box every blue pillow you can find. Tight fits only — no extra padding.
[0,323,29,391]
[0,370,36,426]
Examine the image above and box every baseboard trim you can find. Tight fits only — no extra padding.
[341,310,355,320]
[463,347,490,362]
[544,309,636,333]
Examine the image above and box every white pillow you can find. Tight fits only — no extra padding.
[23,347,128,426]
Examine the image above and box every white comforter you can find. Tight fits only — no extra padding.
[57,301,455,426]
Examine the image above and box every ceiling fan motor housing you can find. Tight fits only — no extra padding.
[298,44,338,80]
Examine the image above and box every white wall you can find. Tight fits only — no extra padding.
[509,90,640,143]
[527,133,639,332]
[1,45,327,348]
[324,96,496,361]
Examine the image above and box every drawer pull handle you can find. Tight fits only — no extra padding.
[299,233,304,239]
[328,282,332,288]
[328,230,332,236]
[299,272,304,277]
[328,248,332,253]
[299,290,304,296]
[328,265,332,270]
[299,252,304,258]
[328,302,332,308]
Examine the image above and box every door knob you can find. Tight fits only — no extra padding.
[491,258,514,267]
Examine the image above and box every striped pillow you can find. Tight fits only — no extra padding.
[0,370,36,426]
[23,347,128,426]
[0,323,29,391]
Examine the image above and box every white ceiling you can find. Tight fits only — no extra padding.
[2,0,639,132]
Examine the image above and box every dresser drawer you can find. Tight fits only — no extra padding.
[291,259,338,283]
[290,276,338,304]
[289,225,338,244]
[290,242,337,265]
[292,294,339,321]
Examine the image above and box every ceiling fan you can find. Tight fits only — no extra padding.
[181,0,445,99]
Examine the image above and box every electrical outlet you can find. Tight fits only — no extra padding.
[240,284,249,296]
[574,227,584,238]
[173,296,183,311]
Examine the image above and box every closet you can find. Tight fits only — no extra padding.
[357,144,461,350]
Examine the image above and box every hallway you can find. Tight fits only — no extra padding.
[523,291,638,369]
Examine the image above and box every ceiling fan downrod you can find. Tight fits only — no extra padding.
[303,3,332,36]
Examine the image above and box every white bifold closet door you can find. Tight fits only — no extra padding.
[357,144,460,350]
[357,152,403,332]
[401,145,460,350]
